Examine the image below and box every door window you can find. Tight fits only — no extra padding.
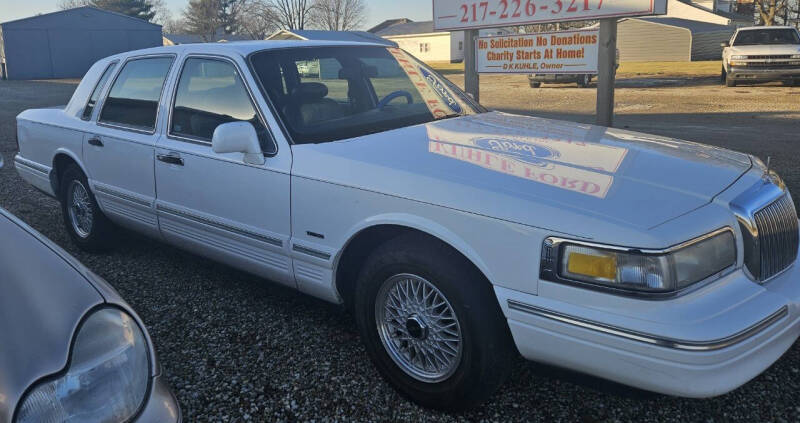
[99,56,174,132]
[82,62,117,121]
[170,57,272,152]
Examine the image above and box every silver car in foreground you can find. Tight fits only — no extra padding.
[0,155,180,423]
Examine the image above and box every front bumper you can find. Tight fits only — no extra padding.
[137,375,181,422]
[728,66,800,81]
[496,251,800,398]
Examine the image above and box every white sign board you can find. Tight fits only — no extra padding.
[476,29,598,73]
[432,0,667,30]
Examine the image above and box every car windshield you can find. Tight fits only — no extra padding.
[249,46,485,144]
[733,29,800,46]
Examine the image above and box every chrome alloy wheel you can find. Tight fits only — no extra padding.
[67,180,93,238]
[375,273,463,382]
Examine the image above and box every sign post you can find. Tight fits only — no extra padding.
[595,18,617,127]
[464,29,480,102]
[432,0,667,127]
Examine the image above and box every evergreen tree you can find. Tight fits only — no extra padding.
[90,0,157,22]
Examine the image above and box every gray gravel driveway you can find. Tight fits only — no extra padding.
[1,79,798,422]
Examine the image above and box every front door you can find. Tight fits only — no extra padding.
[154,55,294,287]
[84,55,175,239]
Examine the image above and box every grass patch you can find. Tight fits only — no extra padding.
[427,61,465,75]
[616,61,722,77]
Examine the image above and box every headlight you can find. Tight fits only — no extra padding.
[541,229,736,294]
[15,308,150,423]
[731,55,747,60]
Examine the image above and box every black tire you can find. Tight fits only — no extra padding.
[720,66,726,84]
[529,81,541,88]
[354,233,514,410]
[723,68,736,87]
[59,164,115,251]
[577,74,591,88]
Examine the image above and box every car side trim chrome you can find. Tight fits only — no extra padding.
[93,184,152,208]
[292,244,332,260]
[507,300,788,351]
[156,204,283,247]
[14,155,51,175]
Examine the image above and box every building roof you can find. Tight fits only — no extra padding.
[0,6,161,29]
[367,18,414,34]
[374,21,437,37]
[633,17,735,33]
[267,29,396,46]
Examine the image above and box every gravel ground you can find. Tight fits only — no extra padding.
[1,78,799,422]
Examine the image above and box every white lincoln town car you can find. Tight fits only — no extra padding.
[13,40,800,409]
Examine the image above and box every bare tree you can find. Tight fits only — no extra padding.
[754,0,789,25]
[310,0,367,31]
[237,0,279,39]
[268,0,315,30]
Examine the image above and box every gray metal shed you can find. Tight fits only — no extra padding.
[0,6,162,80]
[617,17,735,61]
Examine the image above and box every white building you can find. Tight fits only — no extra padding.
[373,21,509,63]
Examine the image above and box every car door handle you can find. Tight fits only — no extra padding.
[88,137,103,147]
[157,153,184,166]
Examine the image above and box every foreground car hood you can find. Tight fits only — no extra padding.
[293,112,750,236]
[0,212,102,421]
[729,44,800,55]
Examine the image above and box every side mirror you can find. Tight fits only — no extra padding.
[212,122,265,165]
[721,41,729,48]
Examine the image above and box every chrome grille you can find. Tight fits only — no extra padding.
[752,195,799,281]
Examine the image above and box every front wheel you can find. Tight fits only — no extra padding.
[723,67,736,87]
[60,164,115,251]
[354,233,514,410]
[529,80,541,88]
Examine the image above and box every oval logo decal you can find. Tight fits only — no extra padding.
[474,138,561,167]
[420,67,462,115]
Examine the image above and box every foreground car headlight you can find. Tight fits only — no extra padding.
[731,55,747,60]
[541,229,736,294]
[16,308,149,423]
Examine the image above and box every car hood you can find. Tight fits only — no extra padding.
[728,44,800,55]
[0,212,103,421]
[293,112,751,236]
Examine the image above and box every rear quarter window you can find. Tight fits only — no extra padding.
[99,56,174,132]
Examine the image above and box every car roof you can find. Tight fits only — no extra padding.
[736,26,797,31]
[109,39,389,61]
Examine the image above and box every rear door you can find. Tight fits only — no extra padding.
[84,55,175,238]
[154,54,294,288]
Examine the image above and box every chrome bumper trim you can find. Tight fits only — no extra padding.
[507,300,788,351]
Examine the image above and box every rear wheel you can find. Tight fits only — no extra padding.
[529,80,541,88]
[60,164,115,251]
[577,74,592,88]
[354,233,514,410]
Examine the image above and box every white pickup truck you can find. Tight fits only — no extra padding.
[721,26,800,87]
[13,40,800,409]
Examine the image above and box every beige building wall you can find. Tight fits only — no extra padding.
[385,32,455,62]
[617,19,692,61]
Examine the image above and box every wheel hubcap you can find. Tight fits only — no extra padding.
[68,181,93,238]
[375,274,463,383]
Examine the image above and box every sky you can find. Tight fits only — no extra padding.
[0,0,432,29]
